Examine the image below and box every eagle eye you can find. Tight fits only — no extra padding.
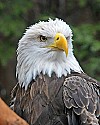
[40,35,47,42]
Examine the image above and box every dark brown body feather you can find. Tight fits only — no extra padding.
[11,73,100,125]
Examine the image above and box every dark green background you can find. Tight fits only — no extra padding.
[0,0,100,104]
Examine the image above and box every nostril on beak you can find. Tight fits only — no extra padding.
[56,37,59,40]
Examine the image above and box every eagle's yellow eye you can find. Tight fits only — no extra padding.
[40,35,47,42]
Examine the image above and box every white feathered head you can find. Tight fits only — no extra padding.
[16,18,82,89]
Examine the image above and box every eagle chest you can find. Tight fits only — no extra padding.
[14,74,66,124]
[30,74,66,113]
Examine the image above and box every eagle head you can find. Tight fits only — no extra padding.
[16,18,82,89]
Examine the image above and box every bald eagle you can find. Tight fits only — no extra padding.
[11,19,100,125]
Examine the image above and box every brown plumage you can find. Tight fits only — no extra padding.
[11,73,100,125]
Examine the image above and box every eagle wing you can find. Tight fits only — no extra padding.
[63,73,100,125]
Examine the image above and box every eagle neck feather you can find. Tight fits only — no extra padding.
[16,47,83,90]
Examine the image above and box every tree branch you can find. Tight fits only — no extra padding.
[0,98,29,125]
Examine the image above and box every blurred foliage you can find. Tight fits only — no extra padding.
[0,0,100,80]
[72,23,100,80]
[0,0,33,65]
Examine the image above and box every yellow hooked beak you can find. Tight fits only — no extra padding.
[47,33,68,56]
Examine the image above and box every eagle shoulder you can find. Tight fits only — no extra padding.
[63,73,100,125]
